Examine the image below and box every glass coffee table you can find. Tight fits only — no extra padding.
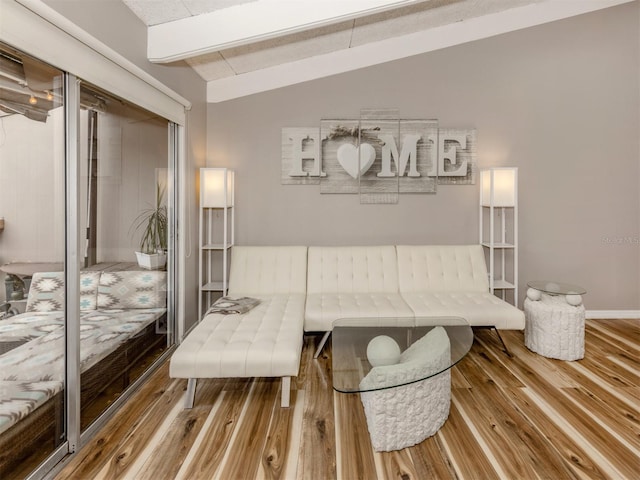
[331,317,473,451]
[332,317,473,392]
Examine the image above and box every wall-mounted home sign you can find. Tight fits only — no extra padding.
[282,109,476,204]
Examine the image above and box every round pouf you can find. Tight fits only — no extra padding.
[524,294,585,360]
[367,335,401,367]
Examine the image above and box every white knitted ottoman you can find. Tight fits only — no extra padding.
[359,327,450,452]
[524,293,585,360]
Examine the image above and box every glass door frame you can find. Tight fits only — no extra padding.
[65,72,82,456]
[2,3,191,476]
[26,77,185,480]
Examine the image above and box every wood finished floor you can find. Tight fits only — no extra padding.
[54,319,640,480]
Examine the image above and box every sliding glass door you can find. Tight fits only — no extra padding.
[76,81,172,432]
[0,43,177,480]
[0,45,67,478]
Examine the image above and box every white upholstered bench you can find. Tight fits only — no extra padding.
[170,246,308,408]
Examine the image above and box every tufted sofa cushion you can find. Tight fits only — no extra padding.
[170,294,305,378]
[401,292,525,329]
[229,246,308,296]
[304,246,413,332]
[307,246,400,294]
[396,245,489,293]
[304,293,414,332]
[397,245,524,329]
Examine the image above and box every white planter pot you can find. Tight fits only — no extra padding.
[135,251,167,270]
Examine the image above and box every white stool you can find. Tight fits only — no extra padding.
[524,293,585,360]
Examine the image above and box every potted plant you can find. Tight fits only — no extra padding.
[131,184,168,270]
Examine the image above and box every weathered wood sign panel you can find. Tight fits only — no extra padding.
[282,112,476,203]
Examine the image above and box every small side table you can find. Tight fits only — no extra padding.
[524,281,586,361]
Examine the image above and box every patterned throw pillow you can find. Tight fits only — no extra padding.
[26,272,100,312]
[79,272,100,310]
[97,271,167,309]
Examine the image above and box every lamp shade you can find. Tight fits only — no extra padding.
[480,167,517,207]
[201,168,234,207]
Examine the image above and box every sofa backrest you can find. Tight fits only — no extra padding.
[228,246,308,296]
[26,271,100,312]
[26,270,167,312]
[396,245,489,293]
[307,246,400,294]
[97,271,167,309]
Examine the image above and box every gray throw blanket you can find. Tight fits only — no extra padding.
[206,296,260,315]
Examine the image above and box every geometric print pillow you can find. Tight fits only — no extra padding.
[97,271,167,309]
[26,271,100,312]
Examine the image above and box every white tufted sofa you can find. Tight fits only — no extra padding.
[170,246,308,408]
[396,245,523,329]
[305,246,415,357]
[171,244,524,409]
[306,245,524,357]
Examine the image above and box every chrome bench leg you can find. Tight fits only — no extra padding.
[314,331,331,359]
[185,378,197,409]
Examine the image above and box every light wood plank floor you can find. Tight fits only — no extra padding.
[55,319,639,480]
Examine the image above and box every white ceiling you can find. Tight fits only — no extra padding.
[122,0,633,102]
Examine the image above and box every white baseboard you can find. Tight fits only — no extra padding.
[586,310,640,319]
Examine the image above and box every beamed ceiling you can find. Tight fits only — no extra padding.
[121,0,633,102]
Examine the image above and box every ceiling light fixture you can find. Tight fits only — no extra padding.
[28,95,37,105]
[46,90,53,101]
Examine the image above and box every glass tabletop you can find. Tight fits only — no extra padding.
[331,317,473,393]
[527,280,586,295]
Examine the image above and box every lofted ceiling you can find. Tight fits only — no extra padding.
[122,0,633,102]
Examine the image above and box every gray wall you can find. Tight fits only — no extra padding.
[207,2,640,310]
[44,0,207,328]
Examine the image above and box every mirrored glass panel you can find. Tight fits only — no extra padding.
[77,82,171,431]
[0,44,66,478]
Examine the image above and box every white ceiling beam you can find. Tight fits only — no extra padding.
[206,0,633,103]
[148,0,429,63]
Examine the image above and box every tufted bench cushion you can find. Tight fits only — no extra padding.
[170,246,308,408]
[169,294,305,379]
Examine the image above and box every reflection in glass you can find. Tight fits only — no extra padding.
[0,44,174,479]
[0,44,66,478]
[77,83,170,431]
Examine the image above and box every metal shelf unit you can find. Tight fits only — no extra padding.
[198,168,234,320]
[480,167,518,307]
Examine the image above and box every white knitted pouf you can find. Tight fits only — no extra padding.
[524,294,585,360]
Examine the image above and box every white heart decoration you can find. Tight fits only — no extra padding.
[337,143,376,179]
